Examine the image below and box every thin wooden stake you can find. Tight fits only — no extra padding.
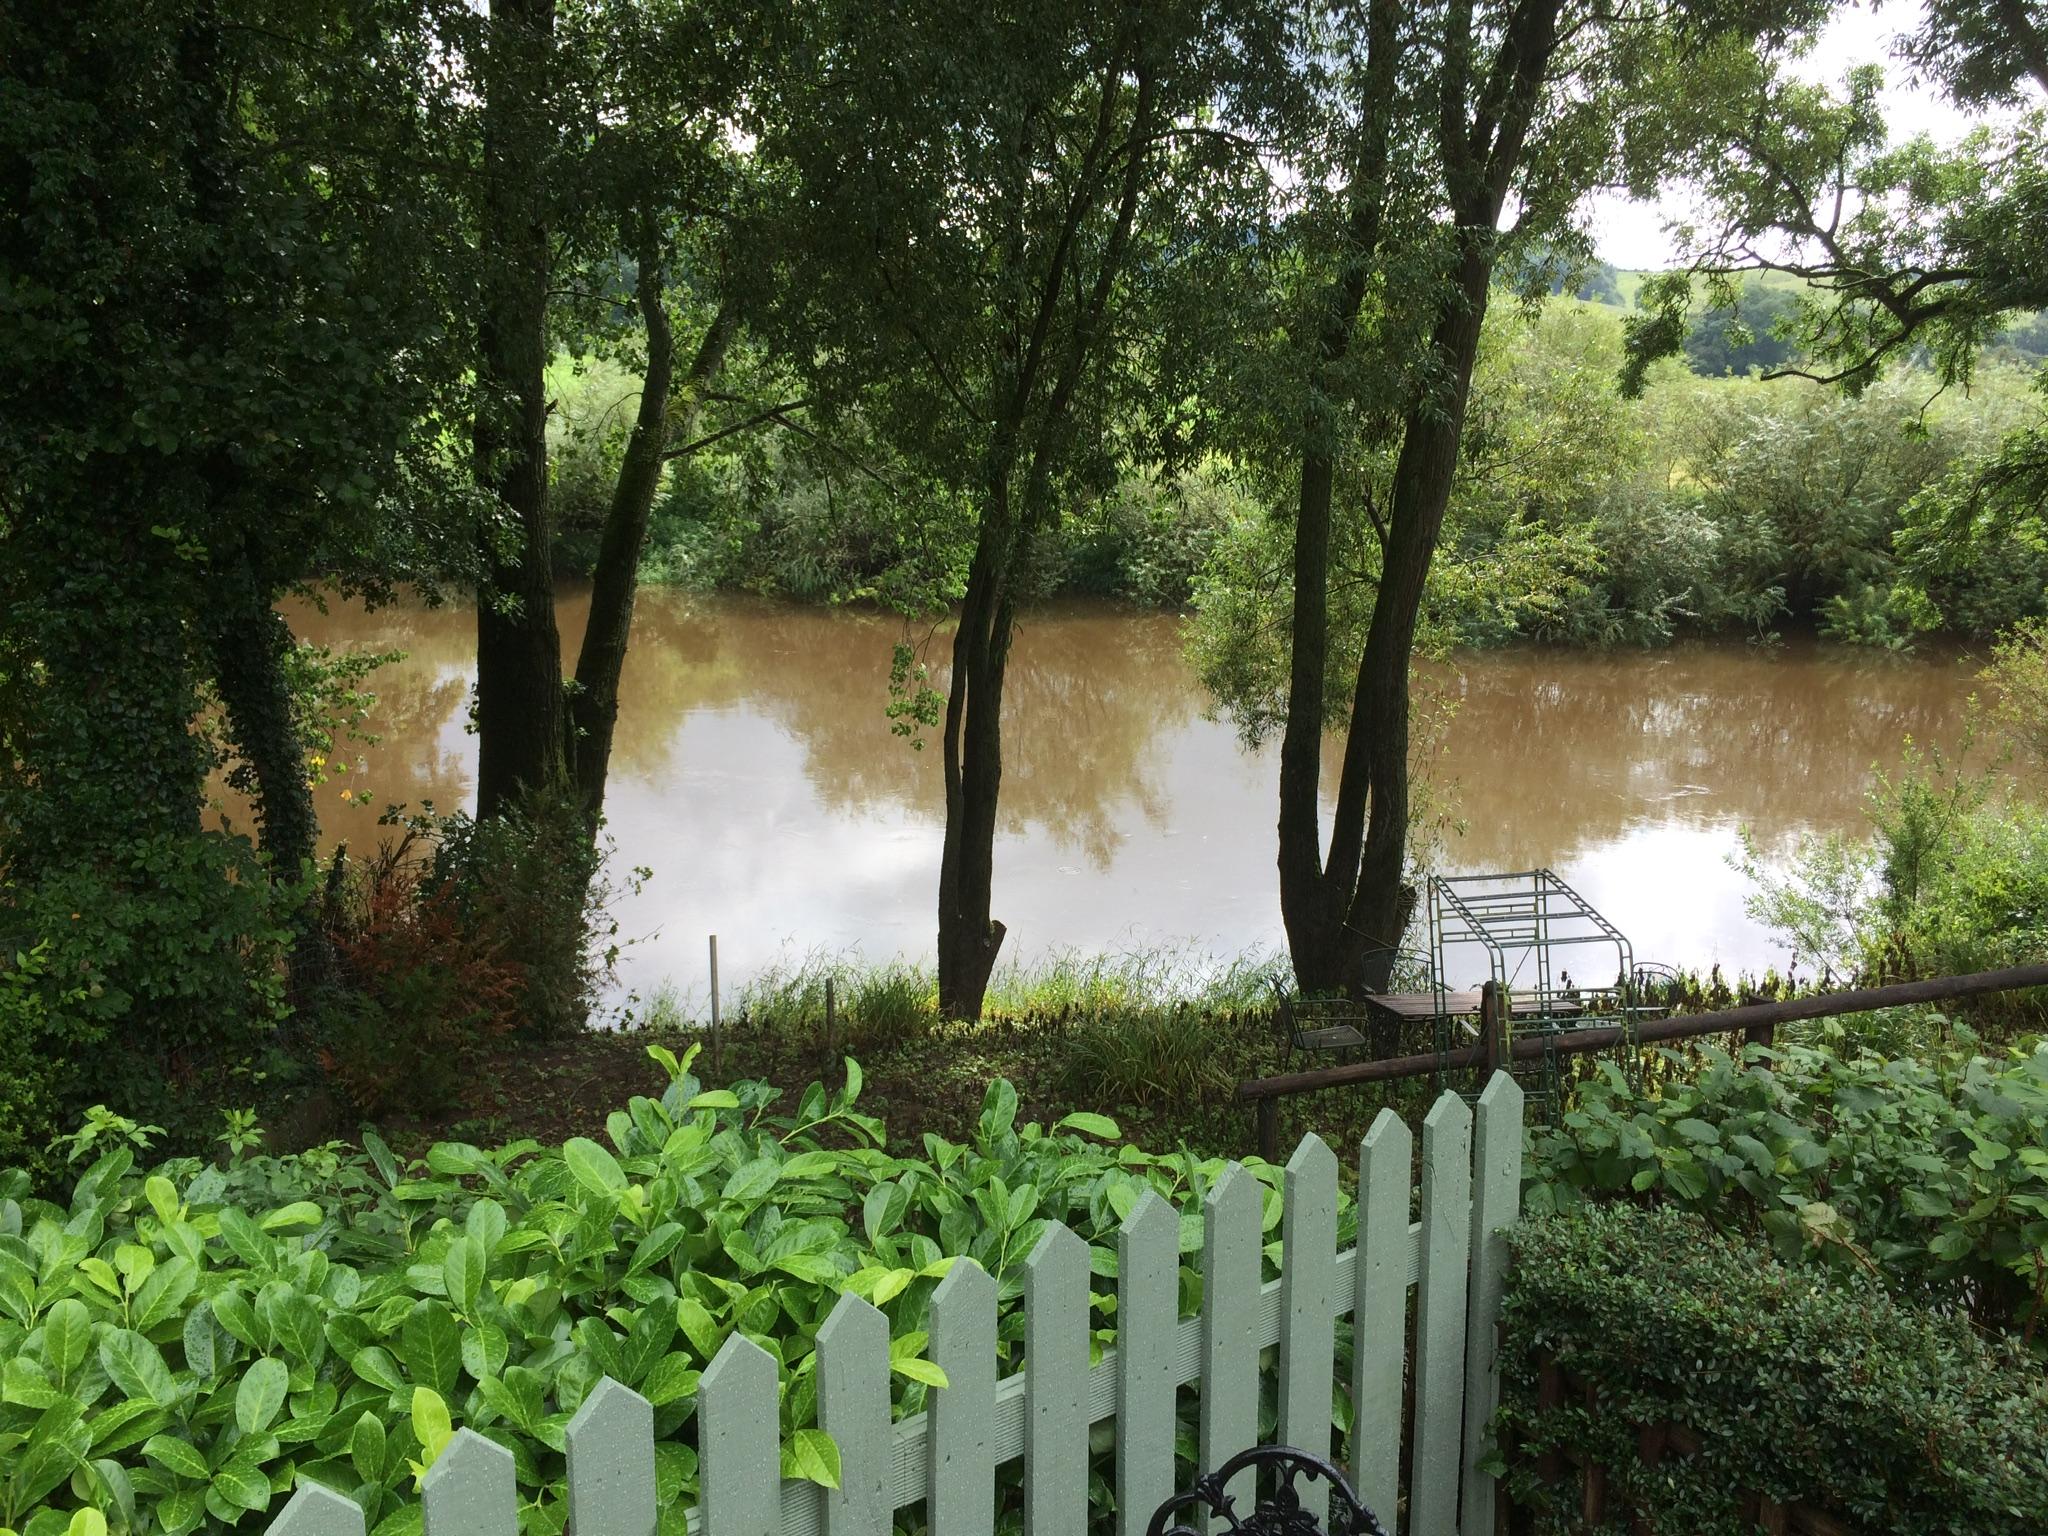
[709,934,721,1077]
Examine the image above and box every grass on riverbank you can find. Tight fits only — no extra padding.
[318,947,1949,1169]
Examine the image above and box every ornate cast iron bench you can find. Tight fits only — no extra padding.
[1145,1445,1391,1536]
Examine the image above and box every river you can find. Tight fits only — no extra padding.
[276,589,1981,1004]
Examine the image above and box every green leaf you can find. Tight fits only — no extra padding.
[1054,1111,1121,1140]
[208,1288,262,1350]
[42,1298,92,1379]
[978,1080,1019,1143]
[259,1202,323,1232]
[443,1235,484,1314]
[351,1411,388,1486]
[132,1256,196,1333]
[99,1330,177,1408]
[349,1345,406,1392]
[721,1159,781,1204]
[141,1435,211,1483]
[401,1301,462,1399]
[682,1090,739,1112]
[209,1465,271,1514]
[640,1353,701,1408]
[563,1138,628,1197]
[412,1387,453,1465]
[215,1209,272,1268]
[144,1177,182,1226]
[235,1357,289,1435]
[782,1428,841,1489]
[890,1357,950,1389]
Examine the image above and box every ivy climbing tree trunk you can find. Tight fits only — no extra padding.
[206,574,334,996]
[473,0,566,822]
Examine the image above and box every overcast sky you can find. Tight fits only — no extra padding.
[1584,1,2002,268]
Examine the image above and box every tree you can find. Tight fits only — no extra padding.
[1621,1,2048,631]
[468,0,762,831]
[1194,0,1827,1002]
[760,0,1282,1017]
[0,0,471,1136]
[471,0,569,822]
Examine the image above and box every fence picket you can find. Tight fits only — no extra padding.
[423,1430,517,1536]
[567,1378,656,1536]
[699,1333,781,1536]
[929,1259,997,1536]
[1460,1072,1525,1536]
[1280,1134,1338,1528]
[270,1481,366,1536]
[259,1086,1527,1536]
[1200,1163,1260,1531]
[1352,1108,1412,1527]
[1023,1222,1089,1536]
[818,1293,891,1536]
[1117,1189,1179,1536]
[1410,1092,1475,1536]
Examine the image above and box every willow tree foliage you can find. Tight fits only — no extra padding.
[757,0,1288,1018]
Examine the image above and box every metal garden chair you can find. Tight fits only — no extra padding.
[1144,1445,1391,1536]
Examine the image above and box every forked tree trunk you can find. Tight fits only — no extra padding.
[567,225,737,823]
[1274,0,1555,1014]
[473,0,565,821]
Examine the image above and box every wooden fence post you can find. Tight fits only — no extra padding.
[1256,1098,1279,1163]
[1479,981,1507,1078]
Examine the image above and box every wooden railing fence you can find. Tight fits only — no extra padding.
[1242,962,2048,1158]
[261,1078,1525,1536]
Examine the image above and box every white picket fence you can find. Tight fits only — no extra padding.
[268,1076,1523,1536]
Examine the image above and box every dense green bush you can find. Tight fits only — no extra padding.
[1495,1205,2048,1536]
[0,1051,1314,1536]
[1523,1035,2048,1336]
[0,835,297,1177]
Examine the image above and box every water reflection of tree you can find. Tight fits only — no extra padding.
[1428,641,1975,869]
[270,598,476,846]
[607,594,1199,866]
[276,590,1205,868]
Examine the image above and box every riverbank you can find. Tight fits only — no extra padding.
[319,952,1843,1164]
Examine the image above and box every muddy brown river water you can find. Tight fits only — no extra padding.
[275,589,1981,1003]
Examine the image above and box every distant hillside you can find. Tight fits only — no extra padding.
[1547,257,2048,375]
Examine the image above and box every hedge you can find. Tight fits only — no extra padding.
[1494,1204,2048,1536]
[0,1046,1309,1536]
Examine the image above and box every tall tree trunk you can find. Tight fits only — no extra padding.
[935,485,1017,1018]
[1274,0,1401,996]
[931,52,1156,1021]
[473,0,564,821]
[569,238,736,823]
[1285,238,1500,1002]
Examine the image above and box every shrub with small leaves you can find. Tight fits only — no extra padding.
[1495,1204,2048,1536]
